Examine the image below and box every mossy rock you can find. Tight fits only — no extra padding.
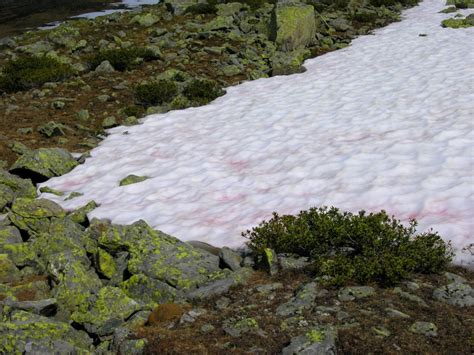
[271,48,310,75]
[71,286,141,336]
[0,169,37,204]
[0,254,21,283]
[270,3,316,51]
[0,311,93,353]
[441,16,474,28]
[446,0,474,8]
[10,148,78,183]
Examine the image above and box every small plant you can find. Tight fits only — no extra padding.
[89,47,157,72]
[243,207,453,287]
[0,56,73,93]
[135,80,178,106]
[183,79,224,104]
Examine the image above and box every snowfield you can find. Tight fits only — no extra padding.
[41,0,474,268]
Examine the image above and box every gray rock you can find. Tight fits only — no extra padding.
[219,247,242,271]
[271,49,309,76]
[276,282,320,316]
[262,247,278,275]
[10,148,78,182]
[95,60,115,73]
[393,287,428,307]
[338,286,376,301]
[0,169,36,202]
[282,326,336,355]
[256,282,283,294]
[38,121,66,137]
[201,323,215,334]
[215,297,231,310]
[76,109,90,121]
[444,272,466,284]
[385,307,411,319]
[279,254,311,271]
[223,317,259,337]
[5,298,57,316]
[102,116,118,129]
[409,321,437,337]
[0,225,22,244]
[432,282,474,307]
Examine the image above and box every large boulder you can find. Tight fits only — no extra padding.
[270,3,316,52]
[0,169,36,212]
[10,148,78,183]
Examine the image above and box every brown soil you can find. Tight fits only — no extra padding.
[134,267,474,354]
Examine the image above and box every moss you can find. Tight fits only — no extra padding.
[306,328,325,343]
[89,47,158,72]
[135,80,178,107]
[0,56,73,93]
[244,207,453,287]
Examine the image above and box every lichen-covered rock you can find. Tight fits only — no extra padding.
[4,298,57,316]
[393,287,427,307]
[119,174,149,186]
[282,326,336,355]
[68,200,98,225]
[278,254,311,271]
[71,286,141,336]
[0,311,93,353]
[271,3,316,51]
[89,219,221,291]
[165,0,199,15]
[95,248,117,279]
[204,16,236,31]
[338,286,376,301]
[0,169,36,206]
[223,317,259,337]
[0,225,22,244]
[120,274,179,308]
[9,198,66,235]
[409,321,438,337]
[10,148,78,182]
[219,247,242,271]
[276,282,321,316]
[262,247,278,275]
[433,282,474,307]
[271,49,309,76]
[0,254,21,283]
[131,13,159,27]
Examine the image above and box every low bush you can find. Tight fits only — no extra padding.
[89,47,157,72]
[135,80,178,106]
[243,207,453,286]
[183,79,224,104]
[0,56,73,93]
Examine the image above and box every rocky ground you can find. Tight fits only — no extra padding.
[1,0,473,353]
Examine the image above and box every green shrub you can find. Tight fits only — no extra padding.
[185,3,217,14]
[351,10,378,23]
[0,56,73,93]
[183,79,224,104]
[135,80,178,106]
[89,47,157,72]
[243,207,453,287]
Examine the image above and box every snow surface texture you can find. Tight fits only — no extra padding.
[41,0,474,268]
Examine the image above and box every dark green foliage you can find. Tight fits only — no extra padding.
[370,0,419,7]
[135,80,178,106]
[0,56,73,93]
[243,207,453,287]
[185,3,217,14]
[123,105,142,117]
[89,47,157,72]
[351,10,378,23]
[183,79,224,104]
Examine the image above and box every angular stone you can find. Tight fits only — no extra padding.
[433,282,474,307]
[393,287,428,307]
[409,321,437,337]
[0,254,21,283]
[219,247,242,271]
[271,3,316,51]
[120,273,179,307]
[119,175,149,186]
[282,326,336,355]
[95,60,115,73]
[271,48,309,76]
[276,282,320,316]
[0,169,36,200]
[262,247,278,275]
[5,298,57,316]
[338,286,376,301]
[10,148,78,182]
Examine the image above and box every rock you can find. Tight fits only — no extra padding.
[201,323,215,334]
[0,169,36,205]
[102,116,118,129]
[4,298,57,316]
[262,247,278,275]
[68,201,98,225]
[131,13,160,27]
[338,286,376,301]
[393,287,428,307]
[372,326,391,337]
[37,121,66,137]
[282,326,336,355]
[409,321,438,337]
[95,60,115,73]
[119,174,149,186]
[123,116,139,126]
[271,49,309,76]
[71,286,141,336]
[89,219,222,292]
[329,17,350,32]
[204,16,236,31]
[220,64,242,77]
[165,0,199,15]
[10,148,78,182]
[76,109,90,121]
[256,282,283,294]
[51,100,65,110]
[216,2,248,16]
[0,225,22,244]
[186,267,253,301]
[385,307,411,319]
[98,94,111,103]
[0,254,21,283]
[223,317,259,337]
[439,6,458,13]
[120,273,179,307]
[117,338,148,354]
[9,141,30,155]
[444,272,467,284]
[276,282,321,316]
[180,308,207,324]
[96,248,117,279]
[432,282,474,307]
[219,247,242,271]
[0,311,93,353]
[271,3,316,51]
[17,127,33,135]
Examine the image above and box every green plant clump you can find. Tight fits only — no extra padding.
[243,207,453,287]
[90,47,157,72]
[135,80,178,106]
[183,79,224,104]
[0,56,73,93]
[185,2,217,14]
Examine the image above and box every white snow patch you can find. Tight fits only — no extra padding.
[41,0,474,268]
